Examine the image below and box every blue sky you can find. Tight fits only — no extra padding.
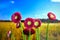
[0,0,60,20]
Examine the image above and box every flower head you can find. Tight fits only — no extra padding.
[23,28,35,36]
[11,12,22,23]
[24,18,34,29]
[7,30,11,38]
[34,19,41,28]
[16,23,20,28]
[47,12,56,20]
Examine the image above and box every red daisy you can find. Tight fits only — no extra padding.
[34,19,41,28]
[11,12,22,23]
[47,12,56,20]
[24,18,34,29]
[23,28,35,36]
[7,30,11,38]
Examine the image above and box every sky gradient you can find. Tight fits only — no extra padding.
[0,0,60,20]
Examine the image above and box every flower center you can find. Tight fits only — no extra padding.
[15,16,18,19]
[27,21,31,26]
[50,14,54,18]
[34,22,39,26]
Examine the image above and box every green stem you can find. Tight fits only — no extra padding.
[10,27,16,40]
[24,35,26,40]
[36,28,40,40]
[38,28,40,40]
[36,29,39,40]
[46,20,50,40]
[20,22,26,40]
[28,29,31,40]
[11,34,16,40]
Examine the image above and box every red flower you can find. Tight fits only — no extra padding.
[11,12,22,23]
[24,18,34,29]
[7,31,11,38]
[23,28,35,36]
[34,19,41,28]
[16,23,20,28]
[47,12,56,20]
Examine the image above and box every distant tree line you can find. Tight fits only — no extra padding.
[0,19,60,23]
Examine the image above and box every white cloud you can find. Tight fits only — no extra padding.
[51,0,60,2]
[10,1,15,4]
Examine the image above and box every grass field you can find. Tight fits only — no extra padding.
[0,22,60,40]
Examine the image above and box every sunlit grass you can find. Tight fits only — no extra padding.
[0,22,60,40]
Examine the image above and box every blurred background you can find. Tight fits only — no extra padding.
[0,0,60,40]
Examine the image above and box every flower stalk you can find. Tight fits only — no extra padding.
[46,20,50,40]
